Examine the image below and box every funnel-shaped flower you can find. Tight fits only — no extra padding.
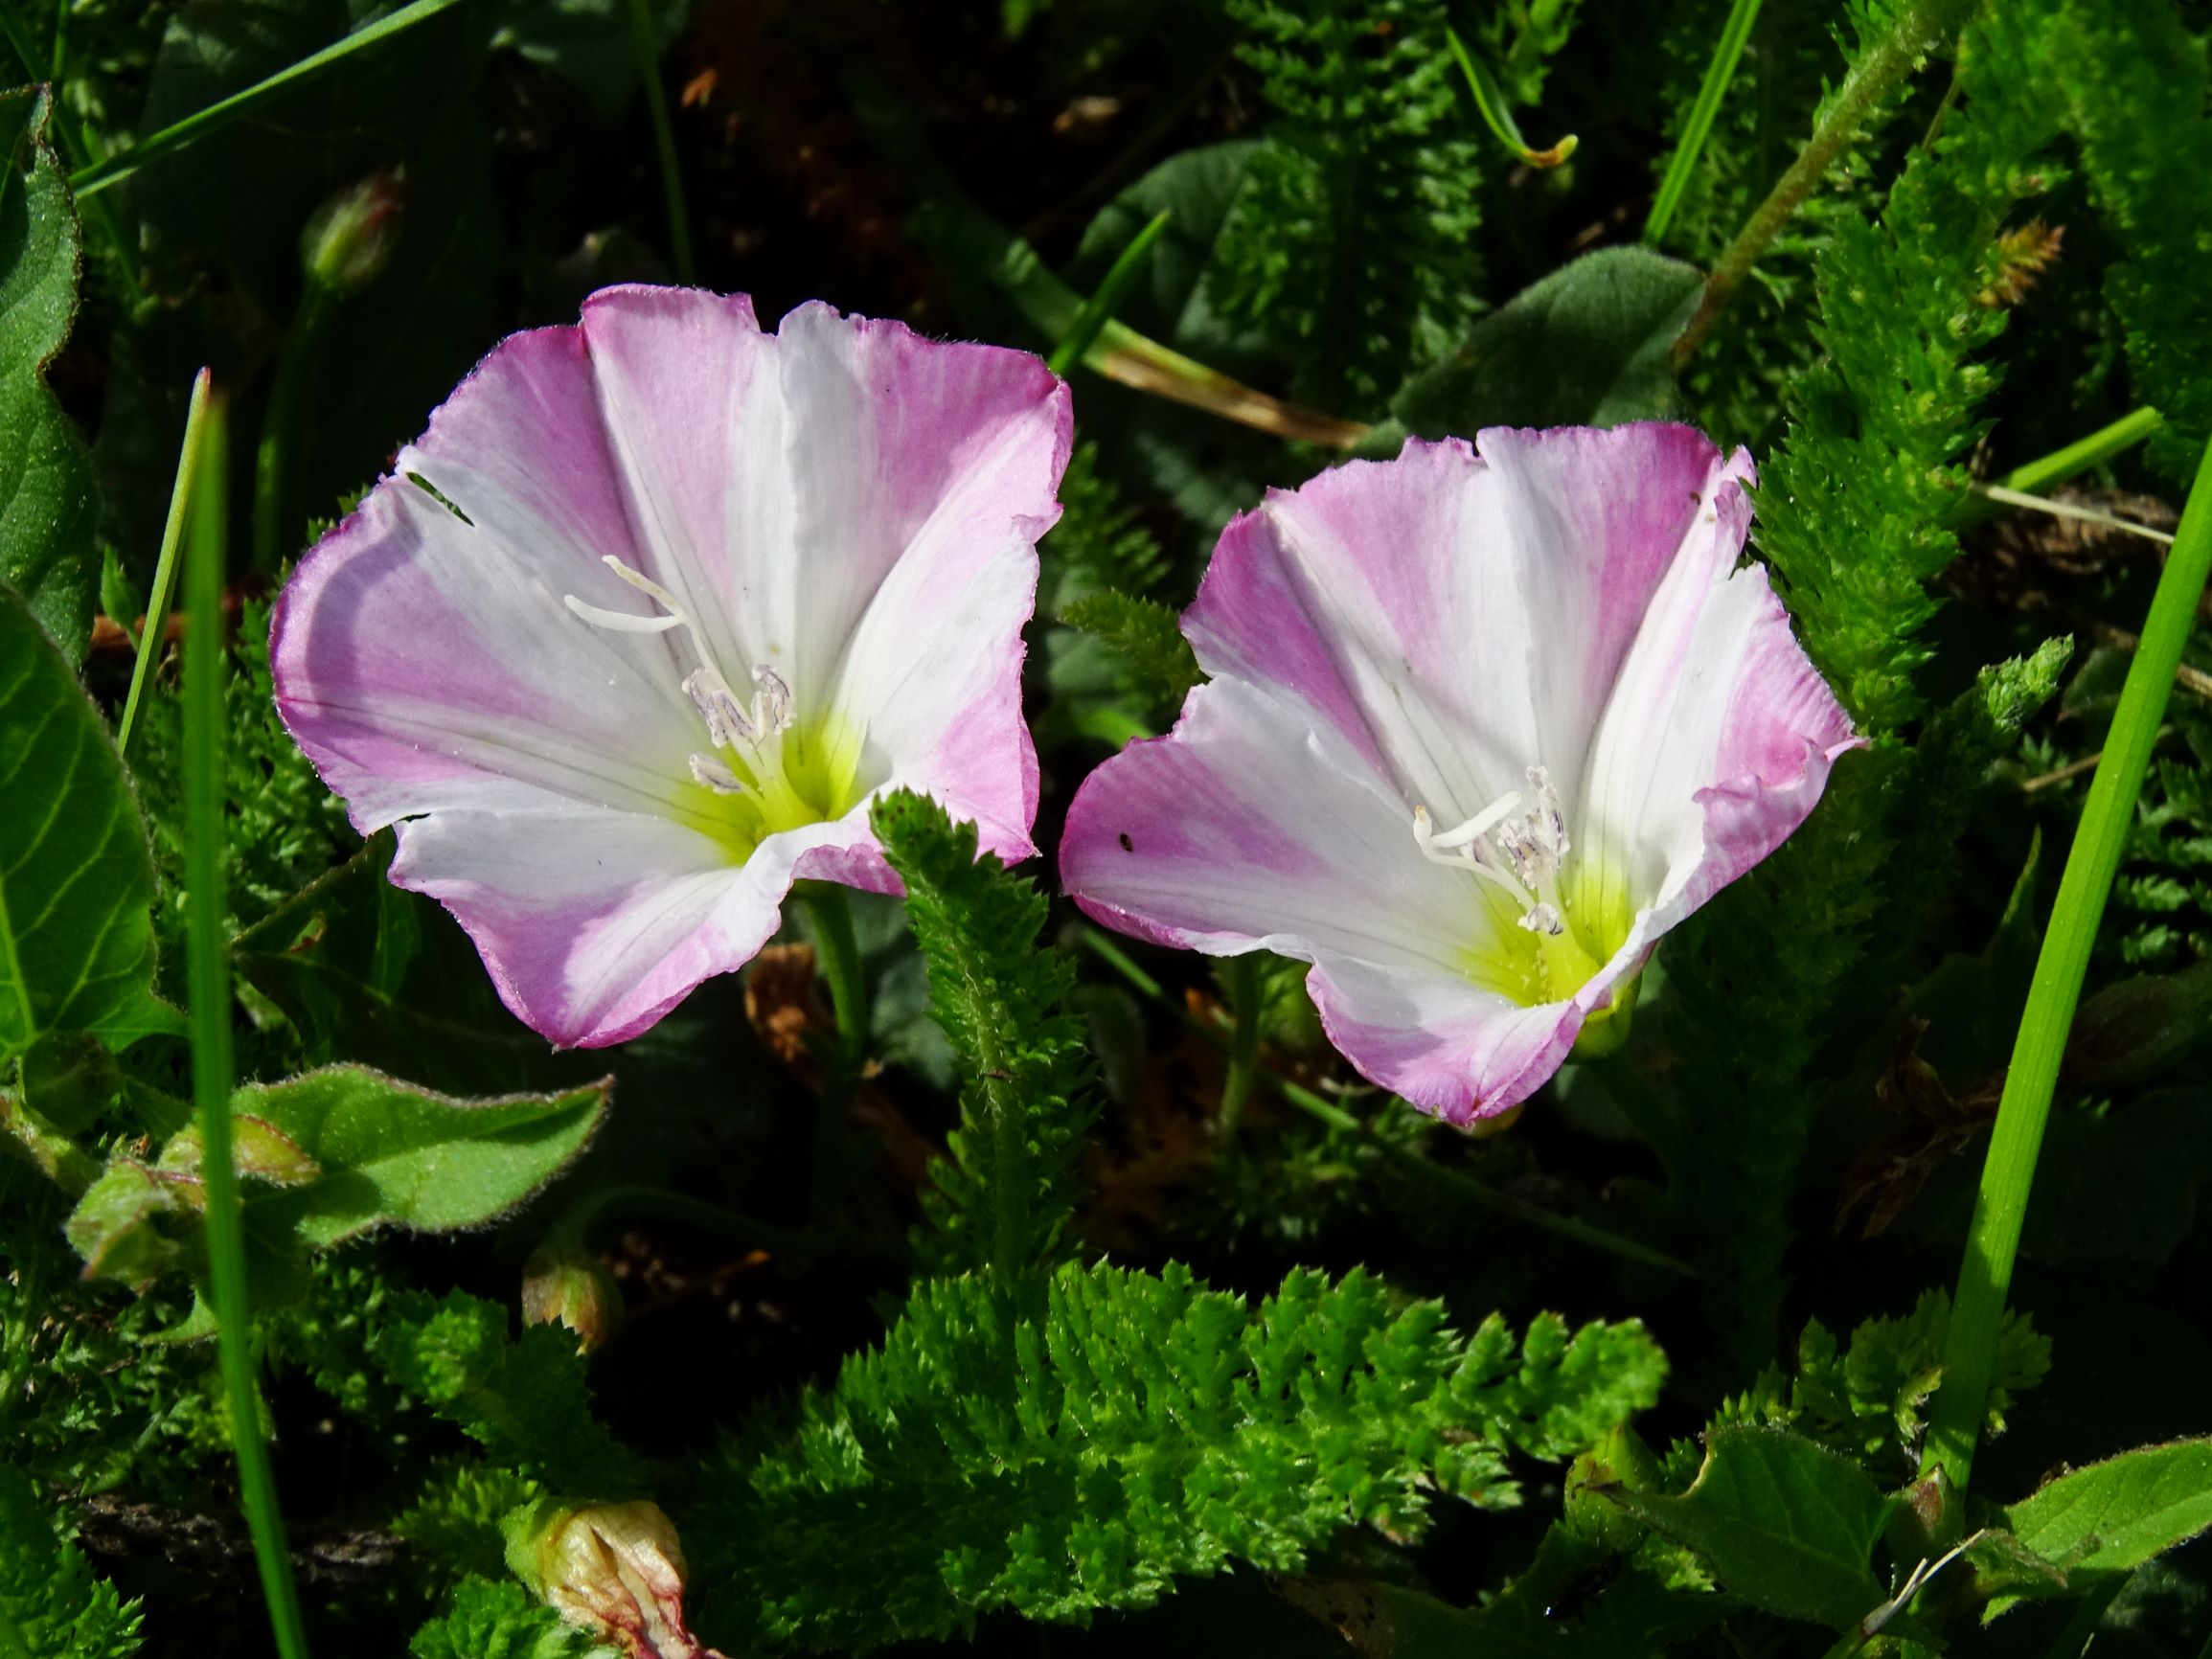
[1061,425,1859,1123]
[274,287,1069,1046]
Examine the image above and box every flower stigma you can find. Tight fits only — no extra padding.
[564,557,861,849]
[1413,766,1635,1048]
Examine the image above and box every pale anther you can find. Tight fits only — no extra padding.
[689,754,745,794]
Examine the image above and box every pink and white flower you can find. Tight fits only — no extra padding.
[1060,425,1859,1124]
[273,287,1070,1048]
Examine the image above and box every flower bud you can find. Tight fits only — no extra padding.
[522,1243,625,1353]
[2064,960,2212,1090]
[505,1499,725,1659]
[300,170,405,298]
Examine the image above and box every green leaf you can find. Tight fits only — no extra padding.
[1058,590,1201,723]
[2004,1438,2212,1579]
[691,1261,1664,1650]
[371,1290,641,1496]
[65,1066,609,1298]
[0,584,179,1064]
[0,90,98,659]
[1389,247,1703,443]
[0,1462,143,1658]
[232,1064,608,1249]
[870,790,1095,1286]
[410,1575,611,1659]
[1605,1424,1893,1628]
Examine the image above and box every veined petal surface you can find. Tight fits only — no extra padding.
[1062,423,1858,1121]
[274,287,1069,1047]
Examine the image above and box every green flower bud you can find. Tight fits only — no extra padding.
[522,1243,625,1353]
[300,170,406,298]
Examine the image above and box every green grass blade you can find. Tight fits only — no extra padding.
[1923,431,2212,1493]
[1047,208,1170,376]
[117,367,211,761]
[70,0,463,197]
[1446,26,1577,168]
[626,0,695,283]
[182,392,312,1659]
[1644,0,1765,243]
[1950,406,2166,530]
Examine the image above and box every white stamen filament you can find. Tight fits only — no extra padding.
[1413,766,1572,937]
[564,557,795,797]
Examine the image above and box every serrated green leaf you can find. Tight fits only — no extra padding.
[0,583,180,1064]
[0,90,98,657]
[1389,247,1703,443]
[0,1462,143,1658]
[1059,589,1200,720]
[870,790,1095,1285]
[2005,1438,2212,1580]
[1605,1424,1892,1628]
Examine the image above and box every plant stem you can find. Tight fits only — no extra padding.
[1076,929,1694,1277]
[72,0,464,197]
[801,884,867,1217]
[1447,26,1576,169]
[1644,0,1765,244]
[1217,954,1261,1145]
[625,0,695,284]
[1674,0,1973,364]
[1923,432,2212,1493]
[1948,407,2166,530]
[118,368,212,761]
[1048,208,1171,377]
[252,281,334,573]
[183,395,311,1659]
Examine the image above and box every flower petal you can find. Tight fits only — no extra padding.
[389,799,893,1048]
[272,317,723,835]
[1062,674,1583,1120]
[1584,557,1862,943]
[1181,426,1749,830]
[775,303,1071,739]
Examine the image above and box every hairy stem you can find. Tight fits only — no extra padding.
[1674,0,1974,363]
[1923,432,2212,1492]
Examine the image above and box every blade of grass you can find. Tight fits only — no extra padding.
[1445,26,1577,168]
[624,0,694,283]
[70,0,463,197]
[1922,431,2212,1494]
[183,392,311,1659]
[1643,0,1765,243]
[1948,407,2166,530]
[1674,0,1974,363]
[117,368,212,761]
[1047,208,1170,376]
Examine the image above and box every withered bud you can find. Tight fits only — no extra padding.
[521,1243,625,1354]
[300,170,406,298]
[505,1499,725,1659]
